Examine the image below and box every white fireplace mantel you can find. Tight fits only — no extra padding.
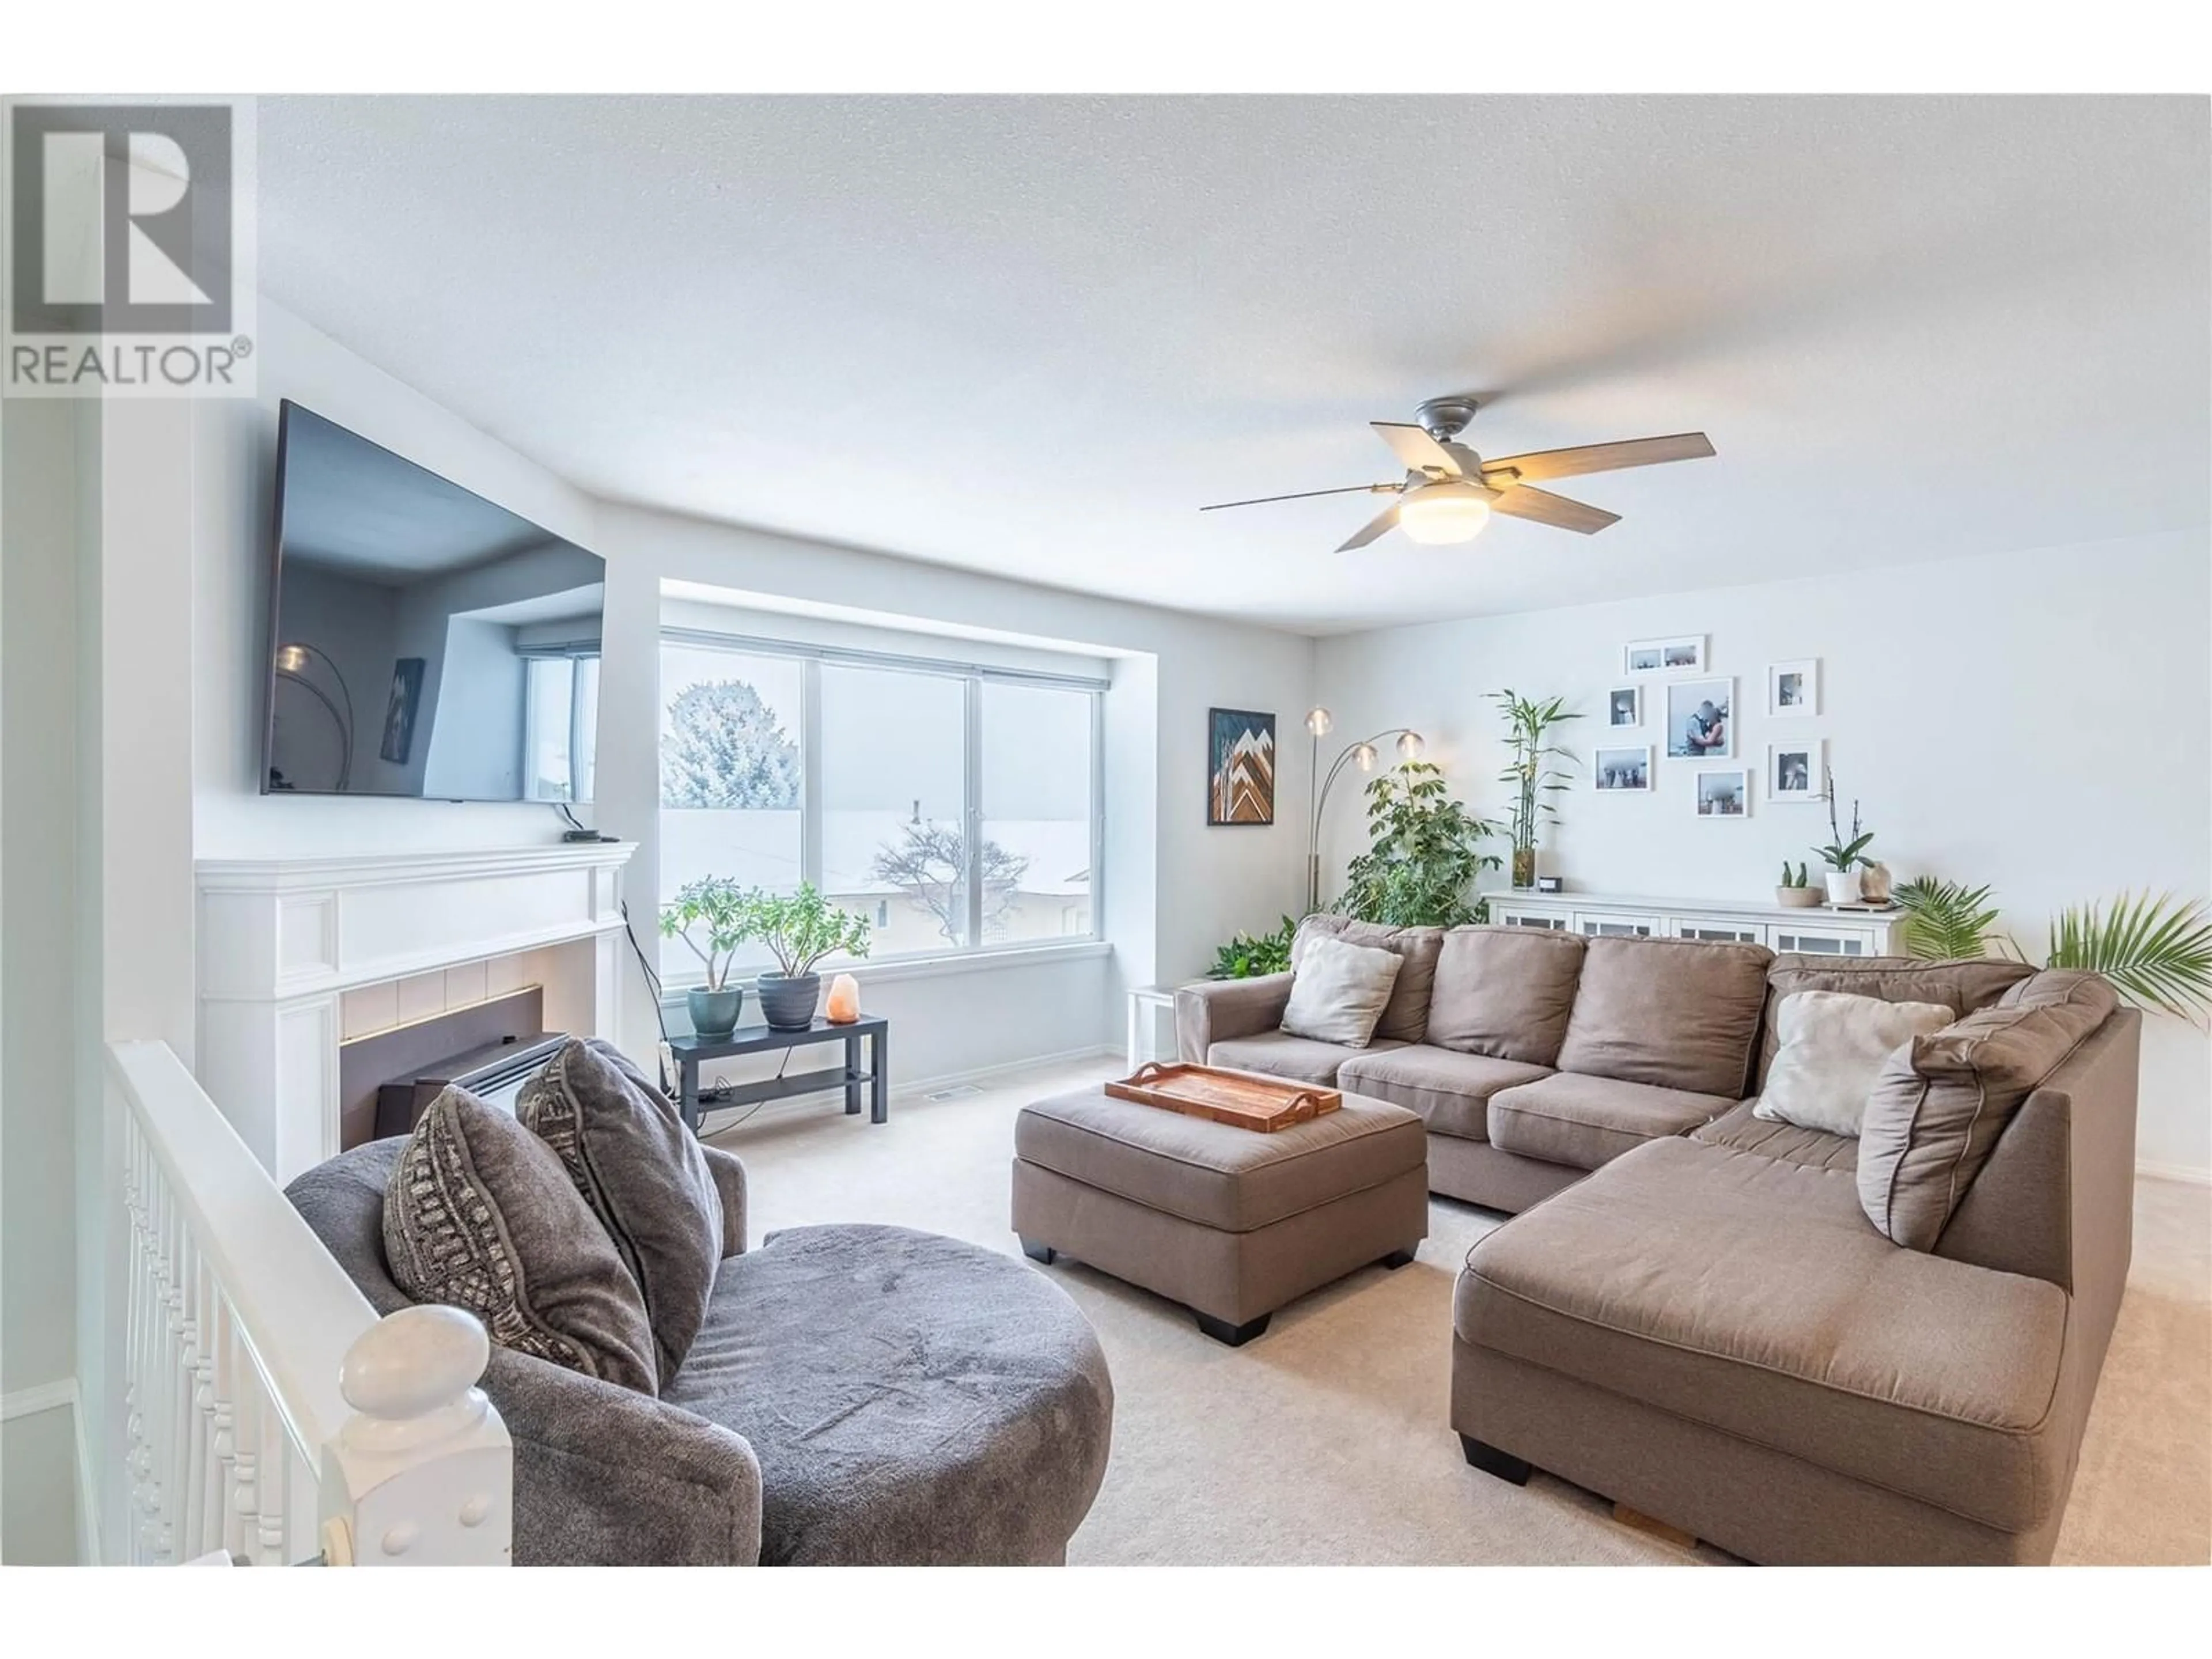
[196,840,637,1180]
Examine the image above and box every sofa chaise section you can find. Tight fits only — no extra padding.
[1451,975,2142,1565]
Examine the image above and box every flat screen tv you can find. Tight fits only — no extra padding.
[262,400,604,802]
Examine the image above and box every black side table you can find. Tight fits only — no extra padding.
[668,1016,889,1135]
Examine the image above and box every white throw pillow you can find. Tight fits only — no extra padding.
[1754,990,1956,1137]
[1280,934,1403,1048]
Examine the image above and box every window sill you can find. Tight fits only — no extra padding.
[660,938,1112,1003]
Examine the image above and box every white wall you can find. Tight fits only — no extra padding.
[1314,530,2212,1173]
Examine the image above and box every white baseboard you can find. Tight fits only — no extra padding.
[893,1044,1119,1100]
[0,1376,94,1564]
[2137,1158,2212,1187]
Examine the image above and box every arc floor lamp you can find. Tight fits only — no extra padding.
[1305,707,1423,914]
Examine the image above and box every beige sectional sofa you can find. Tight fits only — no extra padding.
[1176,915,1777,1211]
[1177,918,2142,1564]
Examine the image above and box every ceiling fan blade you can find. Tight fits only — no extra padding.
[1199,483,1392,512]
[1489,484,1620,535]
[1336,502,1401,552]
[1482,432,1714,486]
[1370,422,1464,477]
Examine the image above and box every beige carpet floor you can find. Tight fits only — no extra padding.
[709,1055,2212,1566]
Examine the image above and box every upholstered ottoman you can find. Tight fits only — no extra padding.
[1010,1083,1429,1345]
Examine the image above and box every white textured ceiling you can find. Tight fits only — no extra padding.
[257,96,2209,634]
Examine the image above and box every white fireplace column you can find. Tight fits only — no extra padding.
[195,843,637,1181]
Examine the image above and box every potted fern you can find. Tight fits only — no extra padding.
[1493,690,1581,889]
[743,883,873,1030]
[660,876,753,1038]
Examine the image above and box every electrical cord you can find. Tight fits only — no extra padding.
[692,1046,794,1137]
[618,900,677,1096]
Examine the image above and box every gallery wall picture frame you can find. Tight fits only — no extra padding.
[1592,744,1653,793]
[1623,634,1707,676]
[380,656,426,765]
[1206,707,1277,826]
[1766,738,1825,803]
[1605,685,1643,729]
[1663,676,1736,760]
[1768,658,1820,718]
[1694,767,1753,819]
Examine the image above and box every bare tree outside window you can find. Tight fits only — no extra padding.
[869,820,1030,944]
[661,679,802,808]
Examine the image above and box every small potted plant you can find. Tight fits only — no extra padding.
[659,876,753,1039]
[1775,861,1821,908]
[744,883,872,1030]
[1814,771,1876,906]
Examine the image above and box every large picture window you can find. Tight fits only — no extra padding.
[658,631,1101,979]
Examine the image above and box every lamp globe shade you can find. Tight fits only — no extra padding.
[1397,480,1492,545]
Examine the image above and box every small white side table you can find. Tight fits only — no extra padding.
[1124,985,1182,1070]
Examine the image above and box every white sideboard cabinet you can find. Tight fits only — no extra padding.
[1482,889,1907,957]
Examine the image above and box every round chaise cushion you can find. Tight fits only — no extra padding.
[662,1222,1114,1565]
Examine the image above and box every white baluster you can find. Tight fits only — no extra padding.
[122,1122,149,1565]
[230,1361,263,1563]
[318,1306,513,1567]
[255,1385,287,1566]
[204,1290,236,1556]
[156,1194,184,1563]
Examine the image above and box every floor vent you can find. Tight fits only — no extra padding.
[923,1084,984,1102]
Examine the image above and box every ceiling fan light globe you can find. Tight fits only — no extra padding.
[1397,481,1492,546]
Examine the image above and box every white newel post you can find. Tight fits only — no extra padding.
[319,1307,513,1567]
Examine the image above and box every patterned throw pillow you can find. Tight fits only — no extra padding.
[382,1085,658,1394]
[518,1039,725,1382]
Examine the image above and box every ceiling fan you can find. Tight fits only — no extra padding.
[1200,396,1714,552]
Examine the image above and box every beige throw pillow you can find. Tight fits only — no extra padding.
[1858,970,2118,1250]
[1752,990,1955,1137]
[1281,934,1403,1048]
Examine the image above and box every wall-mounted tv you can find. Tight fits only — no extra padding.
[262,400,604,802]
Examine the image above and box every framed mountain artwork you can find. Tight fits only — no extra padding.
[1207,708,1276,826]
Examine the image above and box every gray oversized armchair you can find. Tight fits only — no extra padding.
[289,1139,1113,1565]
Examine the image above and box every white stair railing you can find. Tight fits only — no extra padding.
[111,1040,512,1566]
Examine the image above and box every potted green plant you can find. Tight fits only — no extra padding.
[1896,878,2212,1022]
[659,876,753,1038]
[1493,690,1581,889]
[743,883,873,1030]
[1775,861,1820,908]
[1814,771,1876,905]
[1209,915,1297,979]
[1336,760,1500,927]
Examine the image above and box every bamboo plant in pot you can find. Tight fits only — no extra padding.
[744,883,872,1031]
[659,876,753,1039]
[1493,690,1580,889]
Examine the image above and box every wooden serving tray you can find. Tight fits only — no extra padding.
[1105,1062,1341,1133]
